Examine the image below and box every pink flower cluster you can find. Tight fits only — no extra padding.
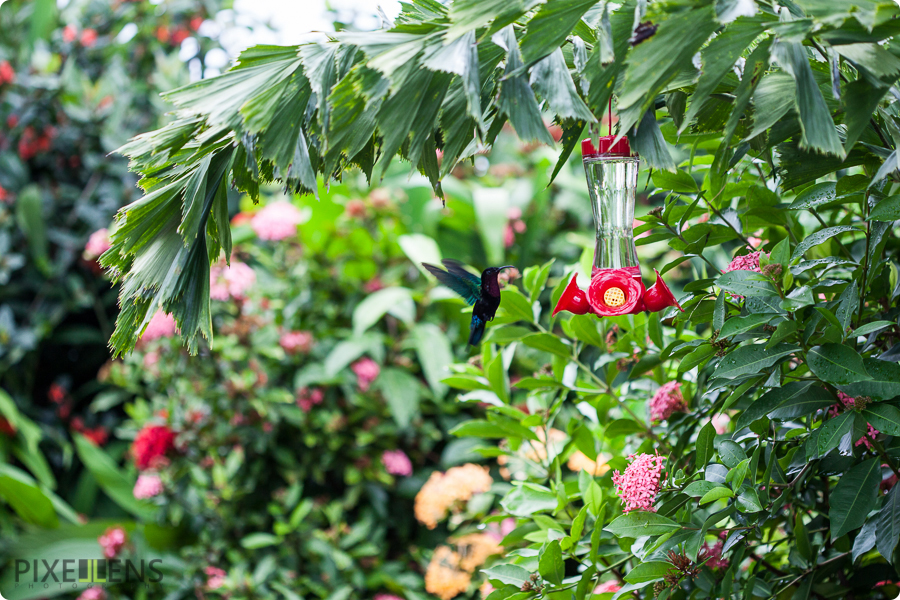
[382,449,413,476]
[205,567,227,590]
[612,452,666,513]
[700,540,729,569]
[297,388,324,412]
[83,228,111,260]
[504,207,527,248]
[649,381,687,422]
[593,580,622,593]
[724,251,763,274]
[77,588,106,600]
[210,260,256,301]
[251,201,305,241]
[98,526,127,558]
[133,473,163,499]
[829,392,879,449]
[352,358,380,392]
[141,310,177,341]
[280,331,314,354]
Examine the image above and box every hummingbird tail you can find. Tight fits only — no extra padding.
[468,315,486,346]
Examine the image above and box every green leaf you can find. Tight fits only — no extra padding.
[522,333,572,358]
[411,324,452,400]
[840,358,900,400]
[632,108,675,171]
[683,480,723,498]
[678,345,716,373]
[500,288,535,323]
[736,488,763,512]
[72,435,156,520]
[696,422,716,469]
[816,411,854,458]
[863,405,900,436]
[715,440,748,469]
[807,344,871,385]
[868,194,900,221]
[713,344,799,379]
[482,564,533,587]
[375,368,421,428]
[790,226,860,261]
[877,484,900,561]
[617,6,719,119]
[501,483,558,516]
[736,382,823,428]
[652,170,698,194]
[719,314,775,338]
[494,26,555,146]
[520,0,598,64]
[624,561,674,584]
[241,533,281,549]
[569,314,606,347]
[539,540,565,585]
[584,481,603,516]
[14,186,50,275]
[451,419,538,441]
[851,321,895,338]
[713,291,726,331]
[716,271,779,297]
[771,40,844,157]
[700,487,735,505]
[0,465,58,528]
[353,287,415,334]
[788,182,836,210]
[830,458,880,539]
[606,512,680,538]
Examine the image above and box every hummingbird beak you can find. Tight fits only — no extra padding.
[499,265,515,271]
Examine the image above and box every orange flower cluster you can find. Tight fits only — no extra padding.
[567,451,611,476]
[414,464,493,529]
[425,534,502,600]
[425,547,471,600]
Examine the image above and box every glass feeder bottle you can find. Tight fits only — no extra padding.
[581,136,640,278]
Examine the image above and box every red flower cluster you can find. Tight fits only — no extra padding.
[18,126,56,160]
[131,425,175,470]
[72,417,109,446]
[0,61,14,85]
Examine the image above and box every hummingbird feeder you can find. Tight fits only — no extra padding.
[553,134,682,318]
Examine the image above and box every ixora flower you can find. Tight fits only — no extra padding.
[424,546,471,600]
[588,268,645,316]
[250,201,306,241]
[83,228,111,261]
[209,260,256,300]
[131,424,175,470]
[98,526,127,558]
[382,449,413,476]
[133,473,163,499]
[205,567,227,590]
[725,251,763,274]
[649,381,687,422]
[77,587,106,600]
[279,330,313,354]
[612,452,666,513]
[594,580,623,593]
[352,358,380,392]
[141,310,178,341]
[414,464,493,529]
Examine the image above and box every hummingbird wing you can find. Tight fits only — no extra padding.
[422,260,482,305]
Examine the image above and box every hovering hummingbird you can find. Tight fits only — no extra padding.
[422,260,515,346]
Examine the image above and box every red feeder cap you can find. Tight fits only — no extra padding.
[582,135,632,157]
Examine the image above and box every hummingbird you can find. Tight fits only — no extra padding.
[422,260,515,346]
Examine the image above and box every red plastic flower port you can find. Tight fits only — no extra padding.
[643,269,683,312]
[552,275,590,316]
[588,269,644,316]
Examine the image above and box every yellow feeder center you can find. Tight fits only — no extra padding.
[603,286,626,307]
